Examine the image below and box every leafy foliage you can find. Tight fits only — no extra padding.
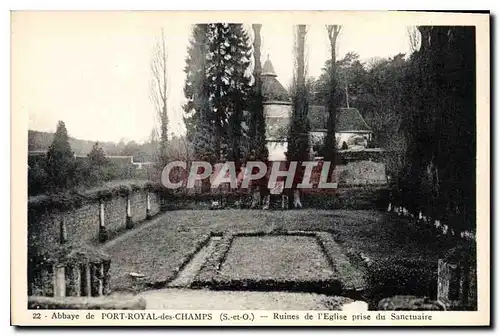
[311,26,476,231]
[28,122,147,196]
[397,26,476,231]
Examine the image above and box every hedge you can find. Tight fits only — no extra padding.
[28,181,163,213]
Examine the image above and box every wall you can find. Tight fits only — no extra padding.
[264,103,291,118]
[149,192,161,216]
[130,191,147,223]
[336,161,388,186]
[337,132,371,149]
[267,141,288,161]
[28,188,163,256]
[264,104,372,159]
[104,196,128,235]
[310,131,372,150]
[264,103,291,141]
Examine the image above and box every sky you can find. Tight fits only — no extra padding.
[13,12,413,144]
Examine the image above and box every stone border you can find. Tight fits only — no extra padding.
[314,231,367,292]
[191,230,366,296]
[387,203,476,242]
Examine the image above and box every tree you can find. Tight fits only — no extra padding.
[183,24,215,162]
[28,160,48,195]
[150,29,169,165]
[407,26,421,53]
[248,24,268,160]
[167,133,194,162]
[121,141,141,157]
[88,142,107,166]
[399,26,476,232]
[86,142,108,183]
[323,25,342,174]
[184,24,253,163]
[206,23,253,163]
[312,50,408,154]
[287,25,310,163]
[45,121,75,190]
[286,24,310,208]
[313,52,366,109]
[147,127,159,163]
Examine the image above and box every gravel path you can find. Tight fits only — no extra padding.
[139,288,363,310]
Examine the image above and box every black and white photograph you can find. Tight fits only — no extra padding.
[10,10,490,326]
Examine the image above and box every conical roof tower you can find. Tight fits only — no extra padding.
[261,55,290,102]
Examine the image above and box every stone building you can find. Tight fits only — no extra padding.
[261,56,373,161]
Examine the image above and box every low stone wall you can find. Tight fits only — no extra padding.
[29,245,111,298]
[384,203,477,310]
[28,184,163,256]
[336,161,388,186]
[28,295,146,310]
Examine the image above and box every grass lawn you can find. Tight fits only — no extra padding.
[102,209,461,299]
[220,235,333,280]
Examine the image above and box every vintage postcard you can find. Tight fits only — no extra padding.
[11,10,490,326]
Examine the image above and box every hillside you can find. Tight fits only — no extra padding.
[28,130,125,156]
[27,129,190,163]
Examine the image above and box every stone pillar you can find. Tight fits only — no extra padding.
[250,187,260,209]
[437,259,453,306]
[98,200,108,242]
[293,189,302,208]
[262,195,270,210]
[53,265,66,297]
[40,264,54,297]
[80,263,92,297]
[65,264,81,296]
[102,259,111,295]
[468,265,477,309]
[281,194,289,209]
[30,271,43,296]
[90,262,104,297]
[126,195,134,229]
[59,219,67,244]
[146,192,152,219]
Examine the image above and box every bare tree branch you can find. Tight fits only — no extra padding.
[150,28,169,164]
[325,25,342,62]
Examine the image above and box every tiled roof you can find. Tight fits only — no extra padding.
[259,58,371,134]
[262,58,277,76]
[261,57,290,102]
[308,106,372,132]
[262,76,290,102]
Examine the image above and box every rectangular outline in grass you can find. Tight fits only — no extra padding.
[191,230,365,296]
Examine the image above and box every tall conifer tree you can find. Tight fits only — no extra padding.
[183,23,253,163]
[46,121,75,189]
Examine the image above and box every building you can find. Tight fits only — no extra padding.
[261,56,373,161]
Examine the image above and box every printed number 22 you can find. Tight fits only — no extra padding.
[33,313,41,319]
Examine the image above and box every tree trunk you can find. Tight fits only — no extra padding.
[324,25,342,182]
